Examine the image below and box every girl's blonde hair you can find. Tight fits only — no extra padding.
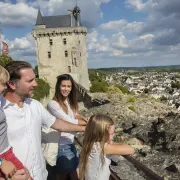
[79,114,114,180]
[0,65,9,83]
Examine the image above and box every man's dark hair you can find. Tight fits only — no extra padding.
[5,61,32,81]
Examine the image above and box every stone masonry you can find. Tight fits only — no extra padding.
[32,6,89,97]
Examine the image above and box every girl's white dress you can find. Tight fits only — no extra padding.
[85,142,111,180]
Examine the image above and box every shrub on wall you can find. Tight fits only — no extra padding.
[128,97,135,103]
[107,86,122,93]
[115,84,129,94]
[128,106,135,111]
[33,78,50,101]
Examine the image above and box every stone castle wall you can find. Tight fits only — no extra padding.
[32,26,89,98]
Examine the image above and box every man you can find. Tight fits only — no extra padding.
[1,61,85,180]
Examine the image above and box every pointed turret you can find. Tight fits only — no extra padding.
[36,10,44,26]
[73,6,81,26]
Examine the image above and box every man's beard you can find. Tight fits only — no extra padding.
[17,90,34,100]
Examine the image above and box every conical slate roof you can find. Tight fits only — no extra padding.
[36,10,44,25]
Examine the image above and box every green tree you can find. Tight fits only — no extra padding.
[90,80,108,92]
[33,78,50,101]
[0,55,13,67]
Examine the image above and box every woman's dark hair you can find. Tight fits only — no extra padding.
[53,74,78,113]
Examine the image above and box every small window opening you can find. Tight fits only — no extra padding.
[49,39,53,45]
[48,52,51,58]
[63,38,67,45]
[68,66,71,73]
[65,51,68,57]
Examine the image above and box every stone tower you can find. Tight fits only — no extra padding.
[32,6,89,97]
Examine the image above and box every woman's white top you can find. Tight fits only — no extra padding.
[47,100,78,145]
[85,142,111,180]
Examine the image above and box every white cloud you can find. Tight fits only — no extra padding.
[87,30,111,53]
[125,0,157,12]
[2,0,180,68]
[125,0,145,11]
[0,0,112,28]
[100,19,144,34]
[36,0,112,28]
[0,2,37,27]
[111,32,128,48]
[4,33,36,65]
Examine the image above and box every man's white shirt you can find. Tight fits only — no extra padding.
[1,97,56,180]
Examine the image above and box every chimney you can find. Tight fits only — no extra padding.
[67,10,73,27]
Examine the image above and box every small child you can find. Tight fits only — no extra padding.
[79,114,135,180]
[0,66,31,180]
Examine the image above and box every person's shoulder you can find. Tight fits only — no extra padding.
[25,98,43,107]
[48,100,57,104]
[91,142,101,153]
[47,100,59,107]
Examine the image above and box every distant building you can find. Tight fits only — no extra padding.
[32,6,89,97]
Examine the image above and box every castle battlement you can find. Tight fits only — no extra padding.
[32,27,87,39]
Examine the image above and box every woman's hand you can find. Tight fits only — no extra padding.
[75,114,89,123]
[0,159,16,178]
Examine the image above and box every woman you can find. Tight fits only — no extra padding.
[47,74,87,180]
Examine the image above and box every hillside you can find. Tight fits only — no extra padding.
[80,93,180,179]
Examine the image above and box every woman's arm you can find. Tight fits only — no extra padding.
[104,143,135,155]
[75,114,88,125]
[51,119,85,132]
[47,100,78,124]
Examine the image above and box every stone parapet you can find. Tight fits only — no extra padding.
[32,27,87,38]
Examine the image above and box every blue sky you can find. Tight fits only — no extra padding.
[1,0,180,68]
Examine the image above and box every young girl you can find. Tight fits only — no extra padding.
[80,114,135,180]
[47,74,87,180]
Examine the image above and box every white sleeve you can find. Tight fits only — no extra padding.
[35,100,56,128]
[47,100,78,125]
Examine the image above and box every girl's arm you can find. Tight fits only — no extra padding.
[104,143,135,155]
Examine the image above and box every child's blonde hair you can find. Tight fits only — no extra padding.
[79,114,114,180]
[0,65,9,83]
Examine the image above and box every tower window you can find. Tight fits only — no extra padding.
[49,39,53,45]
[48,52,51,58]
[80,52,81,57]
[79,40,80,44]
[74,58,77,67]
[63,38,67,45]
[68,66,71,73]
[65,51,68,57]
